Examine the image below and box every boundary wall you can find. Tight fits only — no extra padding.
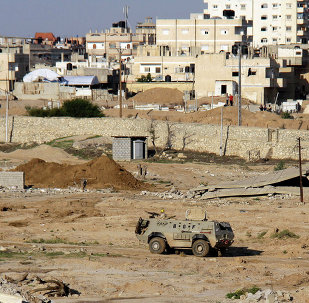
[0,116,308,160]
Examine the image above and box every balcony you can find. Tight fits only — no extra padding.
[297,7,305,13]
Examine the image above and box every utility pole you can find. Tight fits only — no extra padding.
[220,106,223,156]
[238,44,242,126]
[298,137,304,203]
[118,49,123,118]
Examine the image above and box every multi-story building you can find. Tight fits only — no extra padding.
[203,0,309,47]
[0,48,29,94]
[156,16,251,55]
[86,19,156,62]
[195,52,286,104]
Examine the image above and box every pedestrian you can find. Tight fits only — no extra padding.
[259,104,263,111]
[82,179,87,191]
[267,105,272,112]
[229,94,234,106]
[226,94,229,106]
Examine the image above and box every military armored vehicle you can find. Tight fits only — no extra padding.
[135,208,234,257]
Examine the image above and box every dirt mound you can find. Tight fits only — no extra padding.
[13,156,147,190]
[0,144,84,164]
[129,88,184,106]
[105,106,309,129]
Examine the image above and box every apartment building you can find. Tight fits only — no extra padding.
[129,45,196,82]
[195,52,286,104]
[203,0,309,47]
[0,50,28,94]
[86,20,155,62]
[156,16,251,55]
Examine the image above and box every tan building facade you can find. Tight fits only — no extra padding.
[0,51,29,94]
[156,17,251,55]
[195,53,285,104]
[86,19,156,62]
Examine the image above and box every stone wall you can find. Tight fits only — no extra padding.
[0,172,24,189]
[0,116,308,160]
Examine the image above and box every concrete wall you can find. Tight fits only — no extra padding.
[0,172,24,189]
[0,116,308,160]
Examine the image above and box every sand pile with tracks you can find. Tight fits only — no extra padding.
[129,88,184,105]
[13,155,146,190]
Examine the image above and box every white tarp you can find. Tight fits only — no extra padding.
[23,69,60,83]
[62,76,99,86]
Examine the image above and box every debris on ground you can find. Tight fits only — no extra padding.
[0,274,80,303]
[227,288,294,302]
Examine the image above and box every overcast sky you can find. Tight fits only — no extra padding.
[0,0,205,38]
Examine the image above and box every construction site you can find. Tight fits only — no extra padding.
[0,88,309,302]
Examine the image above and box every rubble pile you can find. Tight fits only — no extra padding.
[140,186,293,202]
[0,273,79,303]
[235,288,293,302]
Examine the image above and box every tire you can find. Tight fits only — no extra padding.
[192,239,210,257]
[149,237,166,254]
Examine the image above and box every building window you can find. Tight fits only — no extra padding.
[201,45,209,51]
[273,38,278,42]
[261,3,268,8]
[221,45,228,51]
[144,67,150,72]
[201,29,209,35]
[286,15,292,20]
[221,30,228,35]
[261,27,267,31]
[240,4,246,10]
[232,71,239,76]
[155,67,161,73]
[286,26,292,31]
[273,15,278,20]
[273,3,278,8]
[261,15,267,20]
[93,44,96,49]
[261,38,268,43]
[213,5,218,9]
[182,29,189,34]
[162,29,170,35]
[226,4,231,9]
[286,38,291,42]
[286,3,292,8]
[109,43,116,48]
[272,27,278,31]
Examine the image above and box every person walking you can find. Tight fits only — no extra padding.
[229,94,234,106]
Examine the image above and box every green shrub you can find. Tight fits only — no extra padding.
[226,286,261,299]
[271,229,299,239]
[257,231,267,239]
[26,98,104,118]
[136,73,152,82]
[281,112,293,119]
[274,160,285,171]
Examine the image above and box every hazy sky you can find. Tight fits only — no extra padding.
[0,0,205,38]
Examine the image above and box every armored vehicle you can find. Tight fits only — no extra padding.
[135,208,234,257]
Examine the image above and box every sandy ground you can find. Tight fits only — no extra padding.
[2,97,309,130]
[0,146,309,302]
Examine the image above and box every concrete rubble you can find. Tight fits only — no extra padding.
[236,288,293,302]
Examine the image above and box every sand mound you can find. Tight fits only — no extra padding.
[13,156,146,190]
[129,88,184,105]
[0,144,84,164]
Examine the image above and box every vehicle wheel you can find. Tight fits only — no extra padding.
[149,237,166,254]
[192,239,210,257]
